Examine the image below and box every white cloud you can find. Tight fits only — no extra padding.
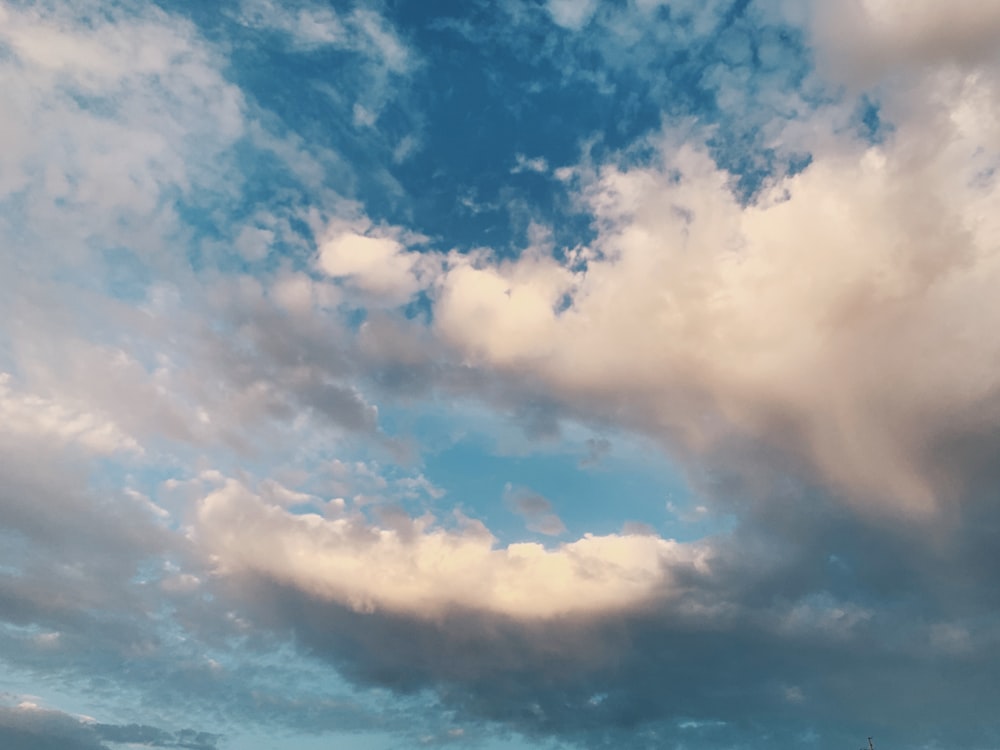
[0,373,139,455]
[269,271,338,316]
[350,8,412,75]
[197,479,708,619]
[435,250,577,364]
[236,0,347,48]
[234,226,275,263]
[547,0,598,31]
[511,153,550,174]
[317,229,437,304]
[0,0,245,277]
[429,86,1000,517]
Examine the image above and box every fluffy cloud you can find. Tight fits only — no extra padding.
[0,373,139,455]
[190,469,1000,747]
[432,88,1000,517]
[0,0,244,274]
[197,478,708,620]
[317,231,427,303]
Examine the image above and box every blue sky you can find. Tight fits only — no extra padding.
[3,0,1000,748]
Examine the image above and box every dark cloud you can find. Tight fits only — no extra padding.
[0,434,174,670]
[0,704,219,750]
[204,458,1000,749]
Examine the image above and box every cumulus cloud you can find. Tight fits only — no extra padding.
[197,478,707,620]
[431,93,1000,517]
[317,231,427,303]
[191,469,1000,747]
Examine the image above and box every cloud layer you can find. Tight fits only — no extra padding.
[3,0,1000,749]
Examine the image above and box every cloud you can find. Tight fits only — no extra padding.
[505,485,567,536]
[3,0,1000,748]
[193,470,1000,748]
[197,478,706,620]
[0,373,139,455]
[511,154,550,174]
[234,0,413,71]
[546,0,598,31]
[236,0,347,49]
[812,0,1000,82]
[234,0,416,134]
[0,432,179,698]
[0,701,219,750]
[0,0,244,275]
[434,249,576,365]
[317,230,426,303]
[430,96,1000,518]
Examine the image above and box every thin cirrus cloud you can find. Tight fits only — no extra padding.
[3,0,1000,749]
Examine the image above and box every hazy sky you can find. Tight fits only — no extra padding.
[3,1,1000,748]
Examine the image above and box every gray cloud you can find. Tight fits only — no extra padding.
[505,485,567,536]
[206,477,1000,748]
[0,703,219,750]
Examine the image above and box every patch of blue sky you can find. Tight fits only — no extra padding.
[410,2,812,219]
[406,411,717,545]
[99,246,154,302]
[852,94,892,145]
[161,0,822,263]
[0,192,34,257]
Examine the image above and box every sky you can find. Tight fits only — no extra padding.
[2,0,1000,748]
